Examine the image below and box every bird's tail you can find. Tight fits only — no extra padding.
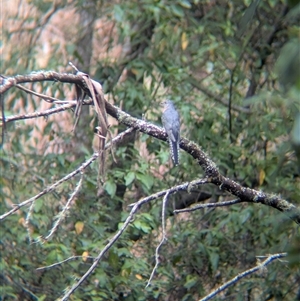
[169,140,179,166]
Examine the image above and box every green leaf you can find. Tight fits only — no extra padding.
[237,0,260,37]
[104,180,117,197]
[184,275,198,289]
[136,173,154,191]
[108,250,119,269]
[133,220,142,230]
[113,5,124,22]
[124,171,135,186]
[37,294,47,301]
[34,198,43,213]
[170,4,184,17]
[240,209,251,224]
[209,251,219,272]
[140,222,152,233]
[178,0,192,9]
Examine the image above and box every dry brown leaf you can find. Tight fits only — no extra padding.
[81,75,108,181]
[73,84,86,131]
[69,63,109,182]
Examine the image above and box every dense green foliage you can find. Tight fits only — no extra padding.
[1,0,299,300]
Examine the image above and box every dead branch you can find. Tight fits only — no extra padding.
[0,128,136,221]
[1,71,299,224]
[199,253,287,301]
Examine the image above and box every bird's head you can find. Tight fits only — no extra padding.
[160,99,175,110]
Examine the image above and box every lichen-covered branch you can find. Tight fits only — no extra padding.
[1,71,299,224]
[199,253,287,301]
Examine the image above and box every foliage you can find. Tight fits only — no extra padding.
[1,0,300,300]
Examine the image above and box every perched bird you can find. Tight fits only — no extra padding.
[161,100,180,165]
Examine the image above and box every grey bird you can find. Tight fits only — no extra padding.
[161,100,180,165]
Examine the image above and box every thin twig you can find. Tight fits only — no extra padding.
[37,179,207,297]
[146,191,170,287]
[228,70,234,143]
[128,178,210,208]
[36,255,95,271]
[16,83,62,103]
[25,200,35,243]
[0,93,5,146]
[44,172,84,241]
[60,179,209,300]
[198,253,287,301]
[0,128,135,221]
[1,71,299,223]
[0,155,97,221]
[5,103,76,123]
[60,197,142,300]
[174,199,243,214]
[5,99,93,123]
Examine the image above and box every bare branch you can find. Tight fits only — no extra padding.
[60,194,141,300]
[15,83,62,103]
[103,100,299,224]
[199,253,287,301]
[5,100,93,123]
[60,178,211,299]
[146,190,170,287]
[128,178,210,208]
[36,255,95,271]
[0,128,135,221]
[0,156,96,221]
[174,199,243,214]
[25,197,35,243]
[44,172,84,241]
[0,72,85,94]
[1,71,299,223]
[5,103,74,123]
[0,92,5,145]
[61,177,186,300]
[40,177,208,299]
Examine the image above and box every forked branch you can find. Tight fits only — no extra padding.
[1,71,299,224]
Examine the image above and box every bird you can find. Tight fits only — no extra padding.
[161,100,180,166]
